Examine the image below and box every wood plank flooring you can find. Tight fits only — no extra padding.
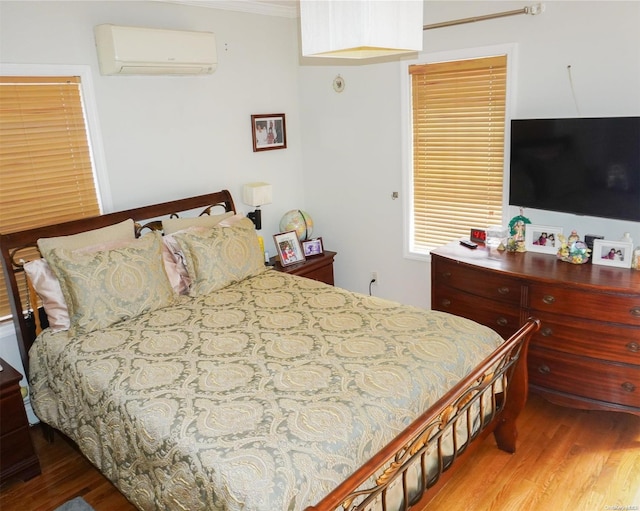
[1,394,638,511]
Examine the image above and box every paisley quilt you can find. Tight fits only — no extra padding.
[29,270,504,511]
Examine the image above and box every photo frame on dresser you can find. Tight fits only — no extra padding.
[592,239,633,268]
[525,224,563,254]
[302,237,323,257]
[274,231,305,267]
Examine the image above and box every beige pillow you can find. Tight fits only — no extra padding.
[172,217,265,296]
[38,219,135,260]
[46,232,176,336]
[23,259,70,332]
[162,211,235,235]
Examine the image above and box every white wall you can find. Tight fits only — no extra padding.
[299,0,640,307]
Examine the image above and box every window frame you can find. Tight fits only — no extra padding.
[400,44,517,260]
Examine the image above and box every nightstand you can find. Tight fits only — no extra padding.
[270,250,336,285]
[0,358,40,484]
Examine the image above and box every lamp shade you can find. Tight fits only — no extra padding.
[243,182,272,207]
[300,0,423,59]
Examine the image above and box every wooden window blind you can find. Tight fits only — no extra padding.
[0,76,101,319]
[409,55,506,251]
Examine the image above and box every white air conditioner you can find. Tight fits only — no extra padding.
[95,24,217,75]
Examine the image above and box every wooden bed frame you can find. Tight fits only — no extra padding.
[0,189,540,511]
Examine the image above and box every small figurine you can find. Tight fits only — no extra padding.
[556,233,591,264]
[567,230,580,244]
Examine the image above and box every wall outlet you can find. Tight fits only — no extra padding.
[370,271,378,284]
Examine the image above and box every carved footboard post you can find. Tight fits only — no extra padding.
[493,318,540,453]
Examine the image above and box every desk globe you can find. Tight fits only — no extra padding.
[279,210,313,241]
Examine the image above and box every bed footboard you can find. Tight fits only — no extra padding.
[306,318,540,511]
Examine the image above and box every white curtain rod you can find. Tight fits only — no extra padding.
[423,3,544,31]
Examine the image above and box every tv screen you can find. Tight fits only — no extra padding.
[509,117,640,222]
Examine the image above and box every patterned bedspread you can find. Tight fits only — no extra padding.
[29,270,503,511]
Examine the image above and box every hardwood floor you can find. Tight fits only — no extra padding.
[1,394,638,511]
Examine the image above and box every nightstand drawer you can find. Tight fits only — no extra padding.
[271,250,336,286]
[0,392,27,434]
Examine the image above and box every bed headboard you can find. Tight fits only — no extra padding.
[0,189,236,376]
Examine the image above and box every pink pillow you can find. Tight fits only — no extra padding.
[24,259,70,332]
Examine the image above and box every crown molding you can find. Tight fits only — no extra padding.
[160,0,298,18]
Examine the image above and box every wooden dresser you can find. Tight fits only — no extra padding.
[431,242,640,416]
[0,358,41,484]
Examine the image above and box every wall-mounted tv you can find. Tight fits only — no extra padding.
[509,116,640,222]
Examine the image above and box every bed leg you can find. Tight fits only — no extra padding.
[493,333,531,454]
[41,423,55,443]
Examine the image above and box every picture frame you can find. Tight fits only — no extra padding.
[525,224,563,254]
[251,113,287,152]
[592,239,633,268]
[274,230,305,267]
[302,237,324,257]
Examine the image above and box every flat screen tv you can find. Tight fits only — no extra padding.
[509,116,640,222]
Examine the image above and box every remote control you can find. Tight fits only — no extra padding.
[459,239,478,249]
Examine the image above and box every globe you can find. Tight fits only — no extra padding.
[279,210,313,241]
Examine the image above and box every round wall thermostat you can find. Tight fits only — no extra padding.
[333,75,345,93]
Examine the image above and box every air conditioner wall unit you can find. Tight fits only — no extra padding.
[95,24,217,75]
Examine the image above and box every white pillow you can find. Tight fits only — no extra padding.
[162,211,234,235]
[38,219,135,260]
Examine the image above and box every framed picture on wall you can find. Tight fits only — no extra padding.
[274,230,305,267]
[251,113,287,152]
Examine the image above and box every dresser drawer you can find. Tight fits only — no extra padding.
[529,348,640,408]
[528,284,640,326]
[433,257,522,306]
[531,312,640,365]
[432,286,521,339]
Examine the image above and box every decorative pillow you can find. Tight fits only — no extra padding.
[46,232,176,336]
[162,211,234,235]
[172,217,265,296]
[161,235,191,294]
[37,219,135,260]
[79,237,189,295]
[160,215,245,293]
[23,259,70,332]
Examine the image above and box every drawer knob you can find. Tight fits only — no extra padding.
[441,299,451,307]
[497,286,510,295]
[542,295,556,305]
[441,271,452,279]
[630,306,640,318]
[541,327,553,337]
[621,382,636,393]
[538,364,551,375]
[626,342,640,353]
[496,317,508,327]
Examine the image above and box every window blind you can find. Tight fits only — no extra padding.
[0,76,100,319]
[409,55,507,251]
